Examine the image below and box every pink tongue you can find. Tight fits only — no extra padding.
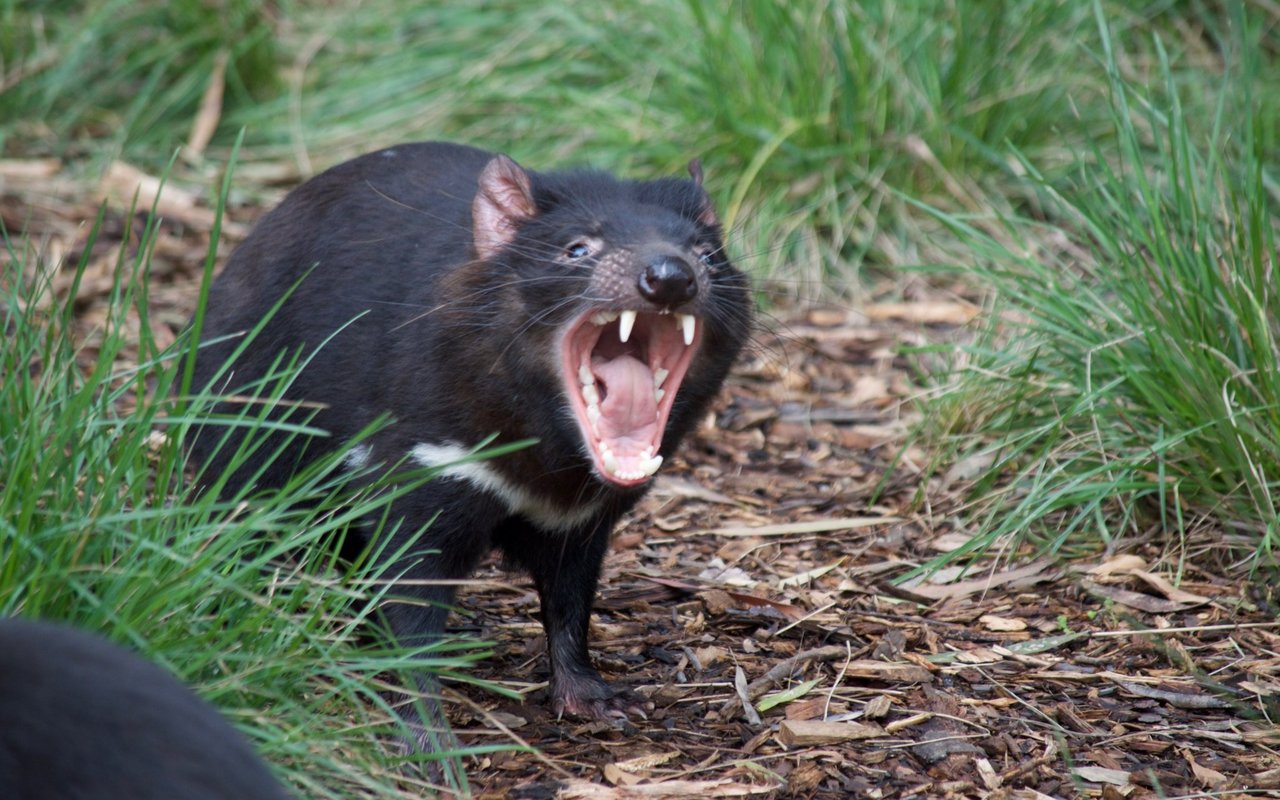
[593,354,657,444]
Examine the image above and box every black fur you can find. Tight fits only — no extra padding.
[186,142,751,726]
[0,618,290,800]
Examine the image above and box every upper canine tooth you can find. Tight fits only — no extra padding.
[679,314,695,346]
[618,310,637,343]
[591,310,619,326]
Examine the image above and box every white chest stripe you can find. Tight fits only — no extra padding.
[409,441,602,532]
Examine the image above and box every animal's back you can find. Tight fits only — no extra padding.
[187,143,496,489]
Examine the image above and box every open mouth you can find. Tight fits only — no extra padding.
[561,309,701,486]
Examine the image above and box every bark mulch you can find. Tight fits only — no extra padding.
[5,160,1279,800]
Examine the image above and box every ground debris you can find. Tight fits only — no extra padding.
[25,172,1280,800]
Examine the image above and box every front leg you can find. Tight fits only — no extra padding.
[494,513,633,720]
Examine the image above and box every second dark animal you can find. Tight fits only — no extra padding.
[0,617,291,800]
[186,142,752,735]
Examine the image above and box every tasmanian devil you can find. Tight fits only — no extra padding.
[185,142,752,734]
[0,617,291,800]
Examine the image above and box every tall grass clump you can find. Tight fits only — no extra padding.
[258,0,1107,294]
[5,0,1125,294]
[0,0,278,158]
[921,4,1280,573]
[0,168,503,796]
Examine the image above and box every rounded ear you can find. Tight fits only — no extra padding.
[687,158,719,229]
[473,154,536,261]
[687,158,704,188]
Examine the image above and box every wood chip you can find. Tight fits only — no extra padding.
[560,779,776,798]
[777,719,884,746]
[705,517,898,537]
[1072,767,1131,786]
[862,300,979,325]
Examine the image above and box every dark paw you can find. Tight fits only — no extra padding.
[550,673,652,723]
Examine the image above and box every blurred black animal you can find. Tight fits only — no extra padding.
[0,617,290,800]
[186,142,752,739]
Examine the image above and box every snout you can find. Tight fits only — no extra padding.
[637,255,698,310]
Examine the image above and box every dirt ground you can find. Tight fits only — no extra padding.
[5,160,1279,799]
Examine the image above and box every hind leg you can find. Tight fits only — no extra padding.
[369,481,499,756]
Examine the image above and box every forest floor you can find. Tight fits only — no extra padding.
[5,160,1279,800]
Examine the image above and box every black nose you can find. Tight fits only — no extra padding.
[637,256,698,308]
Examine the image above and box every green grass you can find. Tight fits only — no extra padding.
[915,3,1280,573]
[8,0,1235,295]
[0,161,510,796]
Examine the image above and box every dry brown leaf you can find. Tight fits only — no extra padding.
[694,645,728,668]
[650,475,741,506]
[486,710,527,729]
[1182,749,1228,788]
[976,757,1000,790]
[603,764,644,787]
[734,665,761,726]
[941,452,996,487]
[607,751,681,780]
[907,561,1057,600]
[837,423,903,449]
[928,531,978,552]
[719,590,805,621]
[778,558,845,588]
[1127,570,1210,605]
[861,695,892,720]
[1081,579,1201,613]
[849,374,890,406]
[1089,554,1148,576]
[954,647,1003,664]
[1087,556,1211,605]
[1239,680,1280,696]
[1251,768,1280,789]
[1118,681,1230,709]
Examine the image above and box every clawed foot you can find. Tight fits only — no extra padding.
[550,672,652,723]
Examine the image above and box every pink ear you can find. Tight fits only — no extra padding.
[687,158,720,229]
[473,155,536,261]
[687,158,704,187]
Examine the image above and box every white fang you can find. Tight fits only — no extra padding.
[618,309,637,343]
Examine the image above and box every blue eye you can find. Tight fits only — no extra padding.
[566,242,592,259]
[697,248,716,265]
